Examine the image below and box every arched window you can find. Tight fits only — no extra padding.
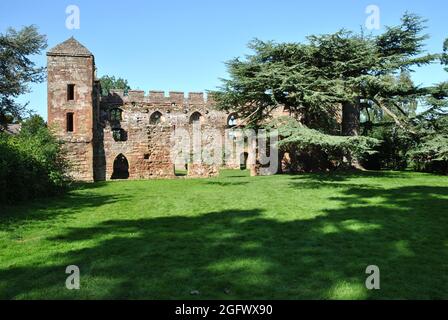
[189,111,202,125]
[150,111,162,125]
[112,128,127,142]
[110,108,122,122]
[227,114,237,127]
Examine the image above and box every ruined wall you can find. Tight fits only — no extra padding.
[47,54,95,181]
[95,90,229,180]
[46,38,263,182]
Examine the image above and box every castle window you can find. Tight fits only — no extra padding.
[66,113,74,132]
[227,114,237,127]
[150,111,162,124]
[189,111,203,125]
[67,84,75,101]
[112,128,127,142]
[110,108,122,122]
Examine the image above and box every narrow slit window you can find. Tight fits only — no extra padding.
[67,84,75,101]
[66,113,74,132]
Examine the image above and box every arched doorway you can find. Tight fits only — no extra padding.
[240,152,249,170]
[111,154,129,179]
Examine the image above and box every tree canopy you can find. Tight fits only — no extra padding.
[0,25,47,129]
[214,13,437,133]
[99,75,131,96]
[213,13,443,171]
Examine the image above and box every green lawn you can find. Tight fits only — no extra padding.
[0,170,447,299]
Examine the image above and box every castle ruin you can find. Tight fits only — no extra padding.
[47,37,250,182]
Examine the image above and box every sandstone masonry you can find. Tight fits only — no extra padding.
[47,37,244,181]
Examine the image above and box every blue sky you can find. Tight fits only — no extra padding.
[1,0,447,120]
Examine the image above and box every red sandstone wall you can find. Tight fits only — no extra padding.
[97,91,229,180]
[47,55,95,181]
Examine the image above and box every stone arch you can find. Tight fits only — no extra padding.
[150,111,162,124]
[111,153,129,179]
[189,111,203,125]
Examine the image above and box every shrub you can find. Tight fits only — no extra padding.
[0,115,69,204]
[408,134,448,174]
[361,124,415,170]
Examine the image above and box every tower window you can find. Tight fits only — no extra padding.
[150,111,162,124]
[67,84,75,101]
[66,113,74,132]
[227,114,237,127]
[112,128,127,142]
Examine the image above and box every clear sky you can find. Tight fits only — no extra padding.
[1,0,447,120]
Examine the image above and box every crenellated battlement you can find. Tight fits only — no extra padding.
[103,89,216,106]
[47,37,228,182]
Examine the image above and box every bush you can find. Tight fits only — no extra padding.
[0,115,69,204]
[408,134,448,174]
[361,124,415,170]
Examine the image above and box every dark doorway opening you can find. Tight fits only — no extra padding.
[174,163,188,177]
[240,152,249,170]
[112,154,129,179]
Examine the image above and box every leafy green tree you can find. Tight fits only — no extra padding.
[214,39,341,131]
[441,38,448,72]
[307,13,435,136]
[0,25,47,129]
[407,38,448,174]
[0,115,69,204]
[409,115,448,174]
[99,75,131,96]
[214,13,438,171]
[215,13,436,136]
[20,114,46,135]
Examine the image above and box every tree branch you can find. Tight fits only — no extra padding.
[371,97,416,134]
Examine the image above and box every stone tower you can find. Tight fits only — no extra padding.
[47,37,96,181]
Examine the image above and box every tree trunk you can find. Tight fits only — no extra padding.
[341,99,364,170]
[342,99,360,136]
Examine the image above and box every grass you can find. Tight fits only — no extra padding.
[0,170,447,299]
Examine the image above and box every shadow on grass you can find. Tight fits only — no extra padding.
[204,181,250,187]
[0,190,129,232]
[289,170,411,182]
[1,181,447,299]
